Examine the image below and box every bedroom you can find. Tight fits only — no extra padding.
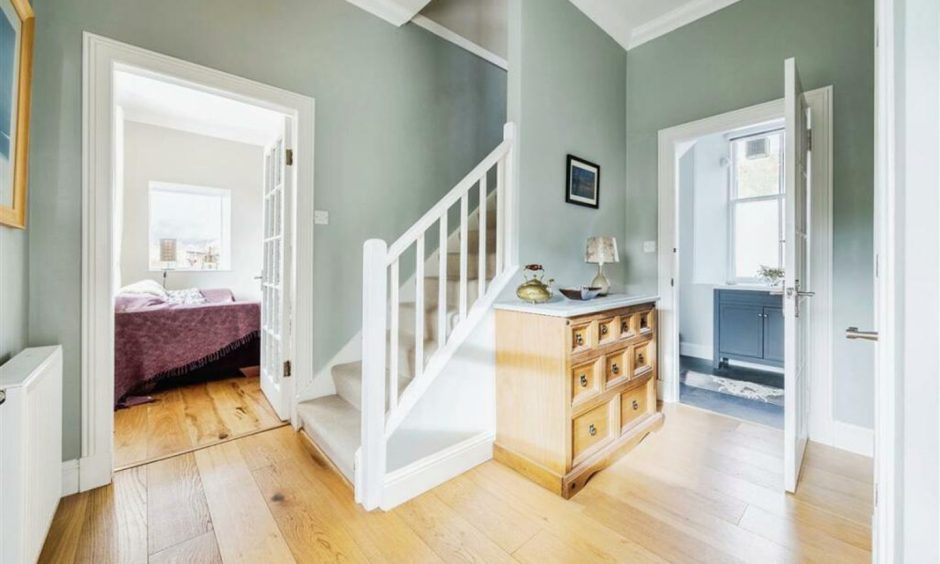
[111,69,291,468]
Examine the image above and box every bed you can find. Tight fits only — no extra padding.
[114,281,260,407]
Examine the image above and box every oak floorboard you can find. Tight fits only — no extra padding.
[397,492,517,564]
[73,467,149,564]
[738,504,870,563]
[432,473,543,554]
[37,493,89,564]
[149,531,223,564]
[194,441,295,563]
[146,453,214,555]
[113,373,282,469]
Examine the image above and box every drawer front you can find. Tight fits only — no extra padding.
[570,322,595,355]
[597,317,619,345]
[633,340,654,376]
[619,313,636,340]
[620,381,650,430]
[637,309,655,336]
[572,401,615,465]
[605,348,630,387]
[571,359,601,406]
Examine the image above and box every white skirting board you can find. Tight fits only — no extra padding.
[380,431,493,511]
[830,421,874,457]
[679,342,712,360]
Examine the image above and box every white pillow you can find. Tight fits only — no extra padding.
[167,288,208,305]
[119,279,169,298]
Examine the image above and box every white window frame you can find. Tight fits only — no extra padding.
[147,180,232,272]
[727,128,786,283]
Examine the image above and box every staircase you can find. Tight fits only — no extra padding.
[296,123,516,510]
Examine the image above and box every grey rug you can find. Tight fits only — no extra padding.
[682,370,785,407]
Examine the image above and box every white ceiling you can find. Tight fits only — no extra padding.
[569,0,741,50]
[114,71,285,148]
[348,0,740,52]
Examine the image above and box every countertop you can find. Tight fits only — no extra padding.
[494,294,659,318]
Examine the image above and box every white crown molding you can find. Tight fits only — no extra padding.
[344,0,431,27]
[628,0,741,50]
[412,15,508,70]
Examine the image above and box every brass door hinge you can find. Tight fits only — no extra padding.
[286,149,294,167]
[283,360,292,378]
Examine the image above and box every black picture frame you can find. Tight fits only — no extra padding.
[565,154,600,209]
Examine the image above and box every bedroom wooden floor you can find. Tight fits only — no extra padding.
[44,403,872,563]
[113,368,285,469]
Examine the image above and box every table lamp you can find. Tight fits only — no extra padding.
[585,236,619,296]
[159,238,177,288]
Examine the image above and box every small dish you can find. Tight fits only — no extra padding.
[560,287,602,301]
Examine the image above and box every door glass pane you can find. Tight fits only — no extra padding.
[734,199,781,279]
[733,131,783,198]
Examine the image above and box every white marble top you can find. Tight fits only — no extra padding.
[494,294,659,318]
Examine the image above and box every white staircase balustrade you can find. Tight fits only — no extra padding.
[358,123,516,510]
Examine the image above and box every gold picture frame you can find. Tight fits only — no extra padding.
[0,0,33,229]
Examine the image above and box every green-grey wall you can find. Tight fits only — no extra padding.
[29,0,506,460]
[625,0,875,428]
[508,0,627,289]
[0,227,27,364]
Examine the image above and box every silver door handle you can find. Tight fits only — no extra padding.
[0,389,5,406]
[845,327,879,341]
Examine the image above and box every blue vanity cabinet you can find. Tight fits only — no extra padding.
[713,289,784,369]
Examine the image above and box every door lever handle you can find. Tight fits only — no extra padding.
[845,327,879,342]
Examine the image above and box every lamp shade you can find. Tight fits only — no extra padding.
[159,238,178,263]
[585,236,619,265]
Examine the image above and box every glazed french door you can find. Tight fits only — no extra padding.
[783,57,813,493]
[260,118,293,420]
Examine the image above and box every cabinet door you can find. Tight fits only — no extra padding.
[763,306,785,363]
[718,304,765,359]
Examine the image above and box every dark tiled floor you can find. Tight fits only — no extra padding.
[679,355,784,428]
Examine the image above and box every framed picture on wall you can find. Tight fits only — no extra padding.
[0,0,34,229]
[565,154,600,209]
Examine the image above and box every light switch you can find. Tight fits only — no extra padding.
[314,210,330,225]
[643,241,657,253]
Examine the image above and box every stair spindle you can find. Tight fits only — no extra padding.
[389,259,399,410]
[459,192,469,320]
[479,174,488,299]
[438,213,448,347]
[415,234,425,380]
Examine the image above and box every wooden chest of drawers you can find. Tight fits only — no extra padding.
[494,297,663,498]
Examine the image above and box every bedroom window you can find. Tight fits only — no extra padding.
[729,129,785,282]
[148,182,231,271]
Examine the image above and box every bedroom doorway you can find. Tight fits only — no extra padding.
[81,34,315,489]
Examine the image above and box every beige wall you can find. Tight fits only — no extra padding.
[121,121,265,301]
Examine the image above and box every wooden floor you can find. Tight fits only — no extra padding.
[44,403,872,563]
[114,369,284,469]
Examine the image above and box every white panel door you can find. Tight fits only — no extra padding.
[260,118,293,420]
[783,57,812,492]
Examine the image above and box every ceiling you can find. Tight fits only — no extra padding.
[346,0,739,52]
[569,0,741,50]
[114,71,285,148]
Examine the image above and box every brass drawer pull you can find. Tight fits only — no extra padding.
[632,400,639,411]
[588,424,597,436]
[576,333,584,346]
[611,363,619,375]
[601,325,608,335]
[637,353,645,365]
[579,374,588,388]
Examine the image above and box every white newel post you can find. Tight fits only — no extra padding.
[361,238,388,510]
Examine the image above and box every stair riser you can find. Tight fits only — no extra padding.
[445,252,498,280]
[423,278,482,312]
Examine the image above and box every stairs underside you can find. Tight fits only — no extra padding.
[298,217,498,483]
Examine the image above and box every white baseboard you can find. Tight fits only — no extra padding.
[380,431,493,511]
[61,459,80,496]
[679,342,712,360]
[831,420,874,457]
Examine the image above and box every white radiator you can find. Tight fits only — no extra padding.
[0,346,63,564]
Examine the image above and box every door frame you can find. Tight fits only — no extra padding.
[80,33,315,491]
[656,88,833,442]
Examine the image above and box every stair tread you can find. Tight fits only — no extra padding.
[296,395,359,481]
